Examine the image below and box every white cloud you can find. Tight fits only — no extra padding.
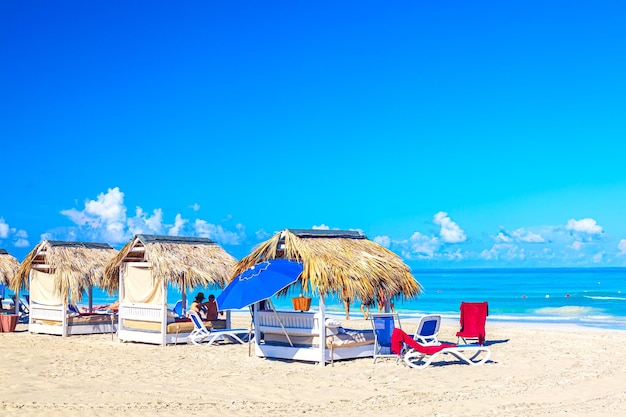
[57,187,248,248]
[14,238,29,247]
[61,187,128,243]
[480,243,525,261]
[493,232,512,243]
[493,228,544,244]
[569,241,584,251]
[0,218,29,249]
[373,235,391,248]
[407,232,439,258]
[190,203,200,212]
[592,252,604,263]
[444,248,464,261]
[433,212,466,243]
[566,218,603,234]
[255,229,271,241]
[168,214,187,236]
[0,218,9,238]
[512,228,545,243]
[126,207,164,237]
[312,224,330,230]
[84,187,125,223]
[194,219,244,245]
[617,239,626,256]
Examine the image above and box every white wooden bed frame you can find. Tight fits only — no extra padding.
[29,304,117,336]
[253,308,375,366]
[117,302,192,345]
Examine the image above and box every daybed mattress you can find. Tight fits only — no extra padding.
[262,329,375,348]
[328,329,375,348]
[122,319,226,333]
[33,314,117,326]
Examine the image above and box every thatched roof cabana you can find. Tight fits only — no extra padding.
[234,228,422,302]
[0,248,19,286]
[11,241,117,303]
[104,234,236,292]
[105,234,238,346]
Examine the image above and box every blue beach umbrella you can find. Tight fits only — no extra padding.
[216,259,304,311]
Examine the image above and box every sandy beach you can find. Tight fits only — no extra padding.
[1,315,625,417]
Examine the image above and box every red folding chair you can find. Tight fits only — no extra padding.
[456,301,488,345]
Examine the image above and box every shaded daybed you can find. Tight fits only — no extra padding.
[103,234,236,346]
[0,249,20,314]
[232,228,422,366]
[11,240,118,336]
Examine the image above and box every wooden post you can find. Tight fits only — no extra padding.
[118,263,124,340]
[319,296,326,366]
[161,277,167,346]
[88,285,93,312]
[181,275,187,317]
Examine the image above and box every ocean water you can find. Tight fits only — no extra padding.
[83,267,626,331]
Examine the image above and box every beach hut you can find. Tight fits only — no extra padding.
[10,240,118,336]
[232,228,422,365]
[0,249,20,314]
[103,234,237,346]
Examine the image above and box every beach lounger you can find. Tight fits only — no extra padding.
[17,296,30,323]
[392,328,491,369]
[413,314,441,346]
[456,301,488,345]
[187,311,248,346]
[371,313,402,364]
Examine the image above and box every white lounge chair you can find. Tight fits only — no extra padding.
[413,314,441,345]
[392,328,491,369]
[187,311,248,346]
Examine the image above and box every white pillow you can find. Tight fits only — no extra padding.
[325,318,342,328]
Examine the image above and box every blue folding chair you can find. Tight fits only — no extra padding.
[371,313,402,363]
[172,300,186,318]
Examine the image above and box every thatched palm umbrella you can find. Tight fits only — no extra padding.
[0,248,19,287]
[104,234,236,294]
[1,249,20,314]
[234,228,422,304]
[10,241,118,307]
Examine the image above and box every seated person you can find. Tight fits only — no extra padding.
[204,294,220,321]
[190,292,223,321]
[190,292,207,318]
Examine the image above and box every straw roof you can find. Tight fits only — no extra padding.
[0,249,19,286]
[103,234,237,292]
[11,241,118,303]
[233,228,422,301]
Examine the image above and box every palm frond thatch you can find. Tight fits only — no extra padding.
[103,234,237,292]
[0,249,19,286]
[233,229,422,301]
[10,241,117,303]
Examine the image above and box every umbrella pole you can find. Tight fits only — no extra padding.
[248,303,256,357]
[268,299,293,347]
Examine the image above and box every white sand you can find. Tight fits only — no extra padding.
[1,315,625,417]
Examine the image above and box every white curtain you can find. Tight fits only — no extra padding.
[122,264,163,304]
[30,269,63,306]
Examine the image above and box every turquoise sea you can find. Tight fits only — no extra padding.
[82,267,626,331]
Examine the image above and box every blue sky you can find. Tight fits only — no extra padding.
[2,1,626,268]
